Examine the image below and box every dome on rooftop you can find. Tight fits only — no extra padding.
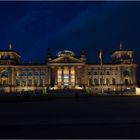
[57,50,75,57]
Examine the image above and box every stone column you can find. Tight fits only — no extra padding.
[60,67,62,86]
[11,67,14,86]
[38,69,41,86]
[74,67,76,86]
[62,66,64,86]
[48,67,51,86]
[57,67,61,87]
[79,68,82,86]
[8,67,12,92]
[75,67,78,86]
[132,66,136,84]
[26,70,28,86]
[50,67,55,87]
[55,67,57,87]
[8,67,10,85]
[69,66,71,87]
[32,70,34,86]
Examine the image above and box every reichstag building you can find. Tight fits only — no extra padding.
[0,43,137,94]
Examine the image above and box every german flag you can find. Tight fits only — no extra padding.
[99,49,103,65]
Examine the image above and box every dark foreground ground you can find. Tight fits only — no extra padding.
[0,95,140,138]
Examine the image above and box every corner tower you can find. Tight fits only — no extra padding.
[0,43,20,65]
[111,43,134,64]
[111,43,137,93]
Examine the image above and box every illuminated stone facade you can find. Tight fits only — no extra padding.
[0,44,137,94]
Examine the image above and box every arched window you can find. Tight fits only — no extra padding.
[1,70,9,85]
[1,70,8,78]
[112,78,116,85]
[106,71,110,75]
[88,78,92,86]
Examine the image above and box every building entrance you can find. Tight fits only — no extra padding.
[57,66,75,88]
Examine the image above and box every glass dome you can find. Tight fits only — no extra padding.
[57,50,75,57]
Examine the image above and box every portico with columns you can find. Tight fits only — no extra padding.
[47,50,86,89]
[48,64,85,89]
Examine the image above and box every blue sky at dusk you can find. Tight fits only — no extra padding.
[0,1,140,78]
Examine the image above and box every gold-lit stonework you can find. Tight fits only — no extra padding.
[0,45,137,94]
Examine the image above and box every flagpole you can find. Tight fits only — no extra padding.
[101,59,104,94]
[99,49,103,94]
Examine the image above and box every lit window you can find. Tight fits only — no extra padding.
[94,78,98,85]
[106,78,110,85]
[16,79,20,86]
[1,70,8,79]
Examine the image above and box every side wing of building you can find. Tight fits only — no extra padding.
[86,63,137,94]
[85,47,137,94]
[0,50,49,92]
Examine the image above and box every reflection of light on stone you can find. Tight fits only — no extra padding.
[136,87,140,95]
[20,86,36,91]
[50,87,58,90]
[2,77,8,80]
[75,86,83,90]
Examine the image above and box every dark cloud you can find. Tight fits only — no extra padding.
[0,1,140,78]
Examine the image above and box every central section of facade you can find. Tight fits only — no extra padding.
[48,50,86,89]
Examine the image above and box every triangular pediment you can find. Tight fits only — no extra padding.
[49,56,83,63]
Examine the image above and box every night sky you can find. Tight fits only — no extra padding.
[0,1,140,79]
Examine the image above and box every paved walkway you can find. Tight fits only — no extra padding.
[0,96,140,138]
